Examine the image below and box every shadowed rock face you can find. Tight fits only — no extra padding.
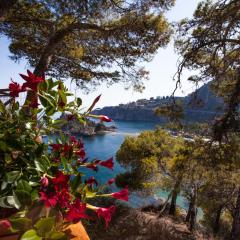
[93,83,224,123]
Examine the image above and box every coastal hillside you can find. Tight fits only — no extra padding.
[93,83,224,123]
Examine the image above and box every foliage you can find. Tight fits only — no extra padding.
[174,0,240,140]
[116,126,240,234]
[0,70,128,238]
[116,128,183,192]
[0,0,174,91]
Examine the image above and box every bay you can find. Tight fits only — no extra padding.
[80,120,188,210]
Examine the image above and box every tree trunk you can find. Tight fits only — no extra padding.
[169,179,181,216]
[189,205,197,232]
[169,189,178,216]
[0,0,18,21]
[186,198,193,222]
[186,189,197,232]
[24,27,69,108]
[213,205,223,235]
[230,187,240,240]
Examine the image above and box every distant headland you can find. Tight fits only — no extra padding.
[92,83,224,123]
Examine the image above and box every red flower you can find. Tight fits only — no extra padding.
[40,176,49,187]
[99,115,112,122]
[9,80,24,97]
[99,157,114,170]
[62,144,72,154]
[20,70,45,91]
[39,191,58,208]
[75,140,84,149]
[50,143,62,152]
[111,186,128,201]
[29,97,39,108]
[70,136,77,143]
[107,178,115,185]
[65,199,90,222]
[52,171,69,190]
[75,149,85,159]
[96,205,116,228]
[0,220,11,230]
[85,176,98,187]
[56,188,71,208]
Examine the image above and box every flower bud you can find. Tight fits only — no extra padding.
[40,176,49,187]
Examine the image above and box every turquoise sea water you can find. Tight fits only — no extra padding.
[80,121,187,210]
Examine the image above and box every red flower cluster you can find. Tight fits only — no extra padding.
[39,171,71,208]
[39,172,93,223]
[65,199,90,222]
[9,80,24,97]
[20,70,45,91]
[8,70,45,108]
[50,136,85,160]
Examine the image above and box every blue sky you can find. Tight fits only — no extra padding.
[0,0,201,108]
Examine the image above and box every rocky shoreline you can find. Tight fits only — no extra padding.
[60,115,117,136]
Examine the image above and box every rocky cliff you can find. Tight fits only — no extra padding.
[93,83,224,123]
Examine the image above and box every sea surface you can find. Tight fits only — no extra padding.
[78,120,188,210]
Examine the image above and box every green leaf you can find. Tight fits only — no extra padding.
[60,157,67,171]
[52,119,66,126]
[10,217,32,232]
[0,141,7,151]
[6,171,21,183]
[71,173,83,192]
[46,106,56,116]
[39,79,49,92]
[5,153,12,164]
[34,156,51,172]
[1,181,8,190]
[34,217,55,237]
[17,180,32,192]
[31,189,39,201]
[46,231,67,240]
[76,98,82,107]
[14,190,32,208]
[84,186,97,199]
[0,196,12,208]
[38,94,55,108]
[9,194,21,209]
[0,100,6,113]
[20,229,42,240]
[12,102,20,111]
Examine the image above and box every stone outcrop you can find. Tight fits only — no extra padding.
[60,117,116,136]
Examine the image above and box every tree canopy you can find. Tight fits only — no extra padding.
[174,0,240,140]
[0,0,174,91]
[116,128,240,236]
